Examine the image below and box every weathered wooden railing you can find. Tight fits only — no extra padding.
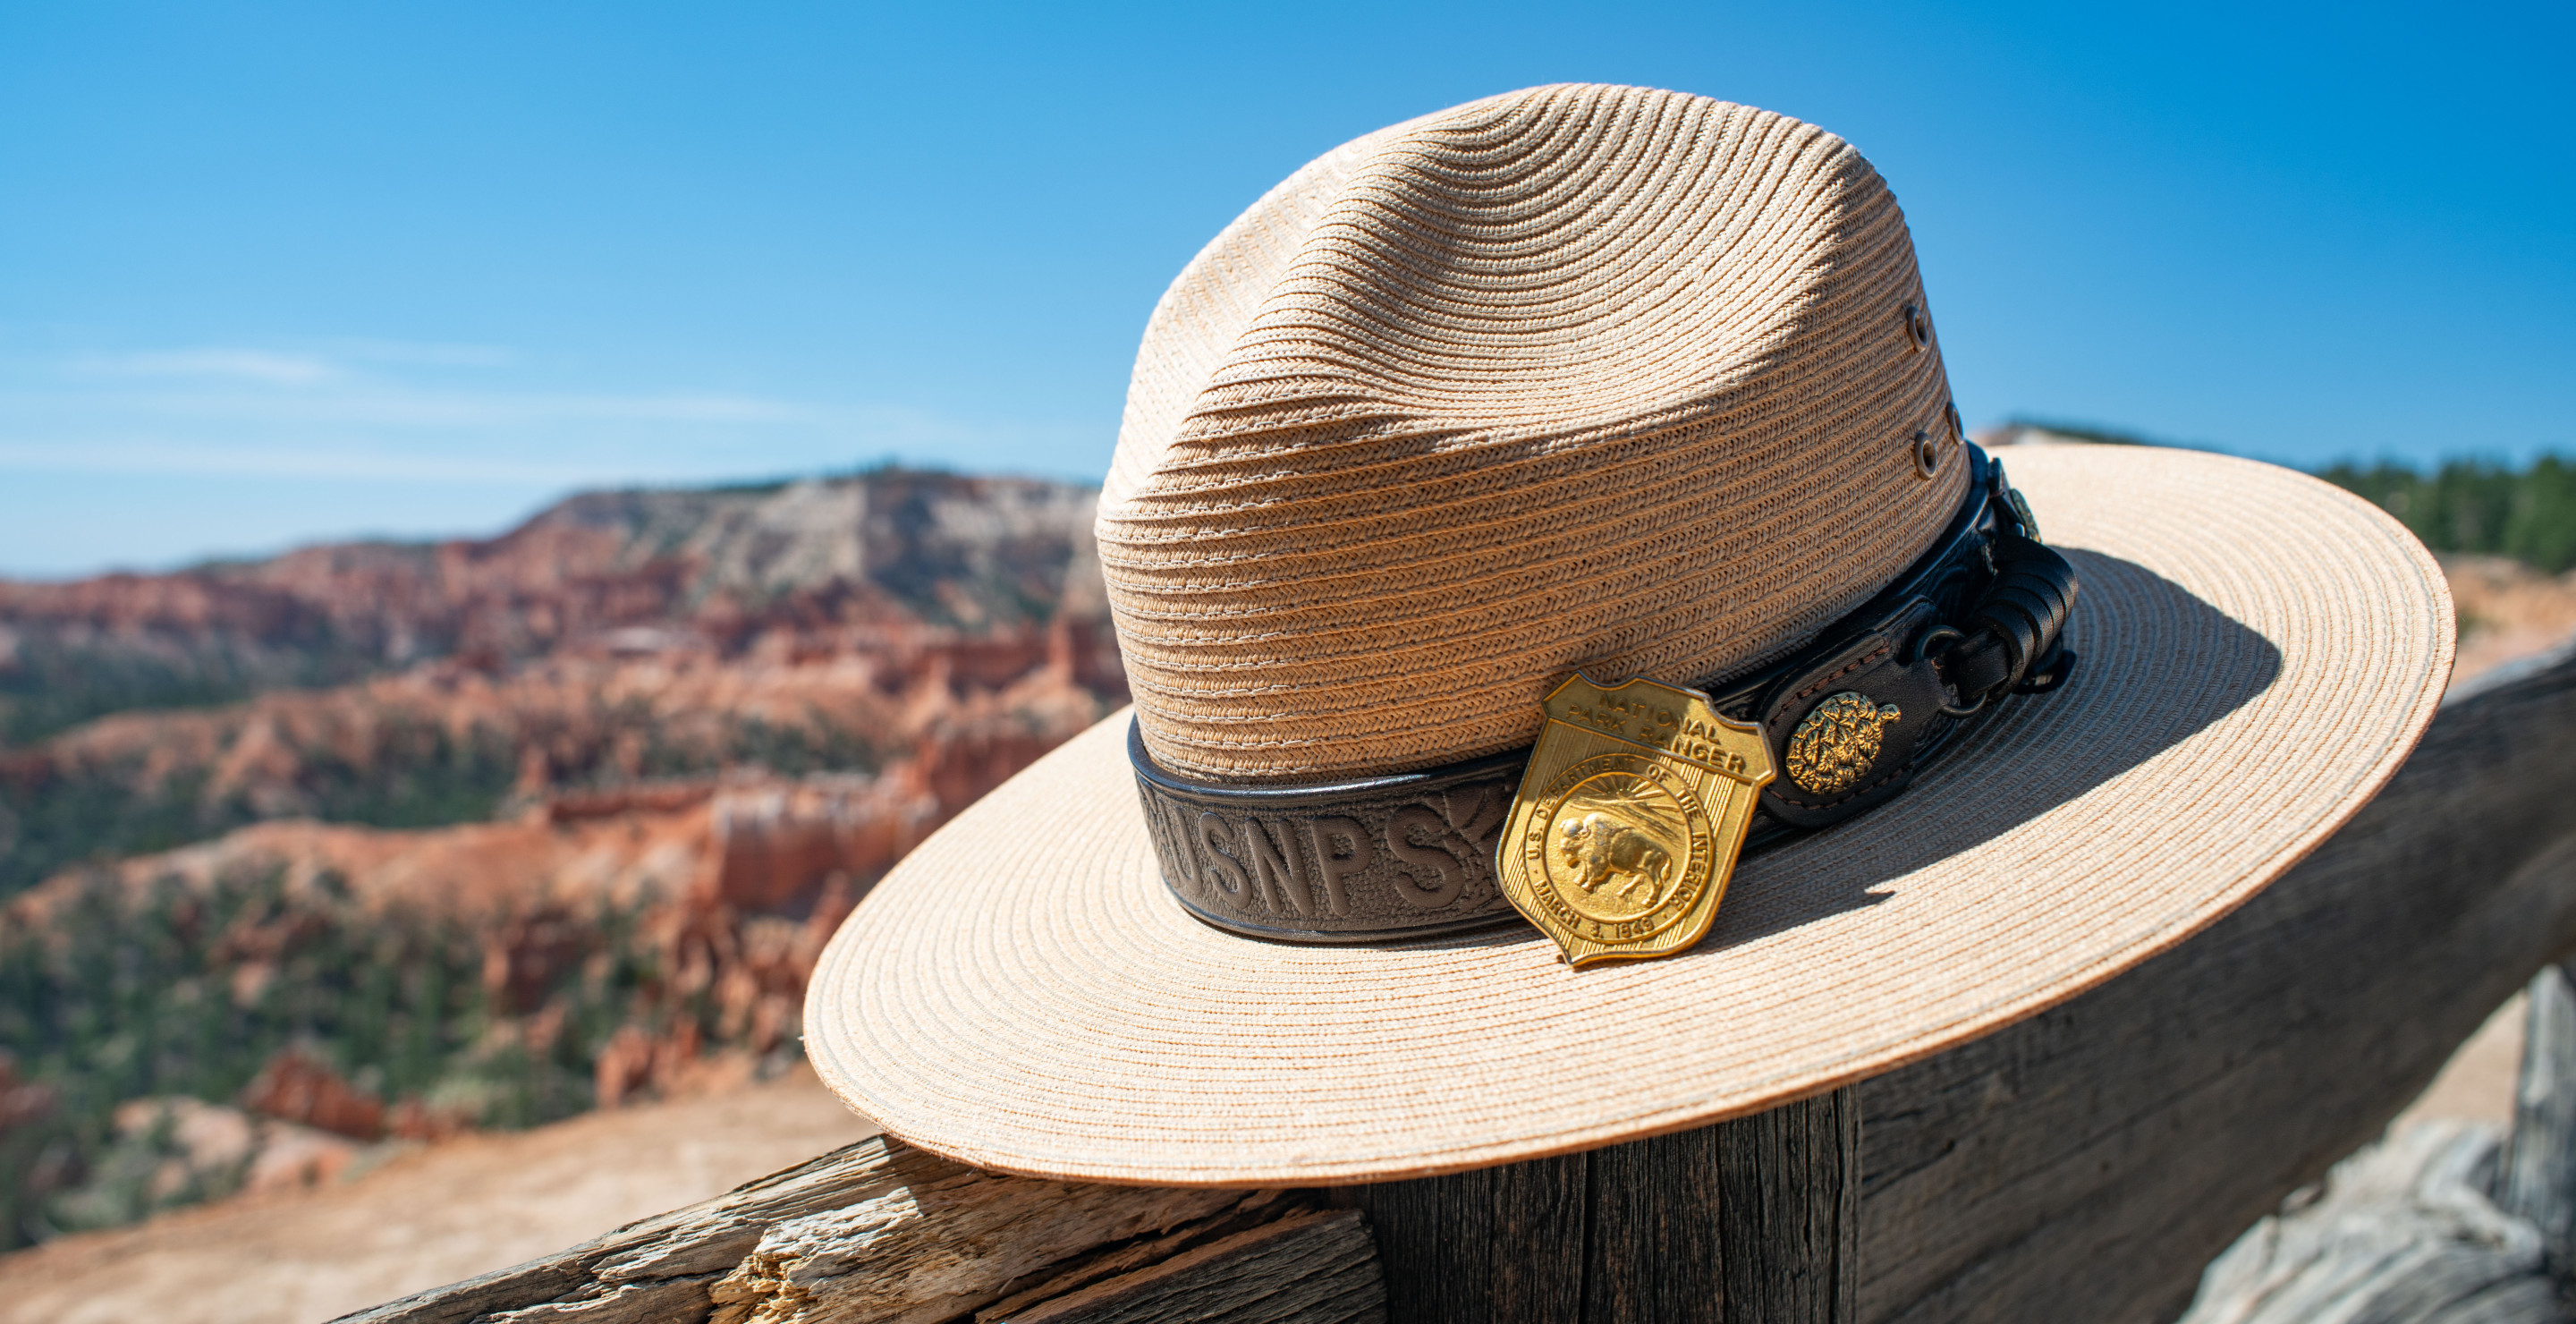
[342,641,2576,1324]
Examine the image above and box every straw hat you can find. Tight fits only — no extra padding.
[805,84,2452,1185]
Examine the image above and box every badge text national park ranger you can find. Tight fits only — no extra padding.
[1497,675,1777,965]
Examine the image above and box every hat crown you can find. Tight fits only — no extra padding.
[1101,84,1964,782]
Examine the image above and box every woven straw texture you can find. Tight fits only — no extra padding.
[809,446,2451,1185]
[1103,85,1966,782]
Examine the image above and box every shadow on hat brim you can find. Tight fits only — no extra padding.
[805,445,2453,1187]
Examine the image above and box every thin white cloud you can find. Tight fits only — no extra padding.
[180,388,811,426]
[2,385,814,428]
[0,440,697,486]
[327,338,517,368]
[67,348,343,386]
[30,342,835,428]
[0,337,1106,499]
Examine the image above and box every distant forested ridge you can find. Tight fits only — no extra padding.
[2318,456,2576,574]
[1996,422,2576,575]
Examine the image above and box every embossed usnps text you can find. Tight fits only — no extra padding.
[1497,674,1778,965]
[1130,726,1525,940]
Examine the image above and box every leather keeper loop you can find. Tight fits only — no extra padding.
[1953,534,2080,700]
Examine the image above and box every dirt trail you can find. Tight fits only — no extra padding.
[0,1067,876,1324]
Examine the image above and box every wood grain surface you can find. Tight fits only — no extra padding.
[1857,644,2576,1324]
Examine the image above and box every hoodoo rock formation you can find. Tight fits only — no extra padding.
[0,468,1123,1246]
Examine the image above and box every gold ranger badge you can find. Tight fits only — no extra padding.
[1496,675,1777,966]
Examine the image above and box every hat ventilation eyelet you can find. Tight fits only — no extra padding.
[1902,302,1933,352]
[1912,429,1941,480]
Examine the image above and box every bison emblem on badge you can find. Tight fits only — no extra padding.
[1556,812,1674,907]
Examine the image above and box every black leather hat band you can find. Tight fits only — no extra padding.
[1131,445,2080,944]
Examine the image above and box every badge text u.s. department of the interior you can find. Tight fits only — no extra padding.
[1497,674,1778,966]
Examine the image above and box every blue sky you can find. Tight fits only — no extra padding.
[1,1,2568,577]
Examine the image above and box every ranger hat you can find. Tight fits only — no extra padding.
[804,84,2453,1185]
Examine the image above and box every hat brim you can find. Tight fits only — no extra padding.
[805,446,2452,1186]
